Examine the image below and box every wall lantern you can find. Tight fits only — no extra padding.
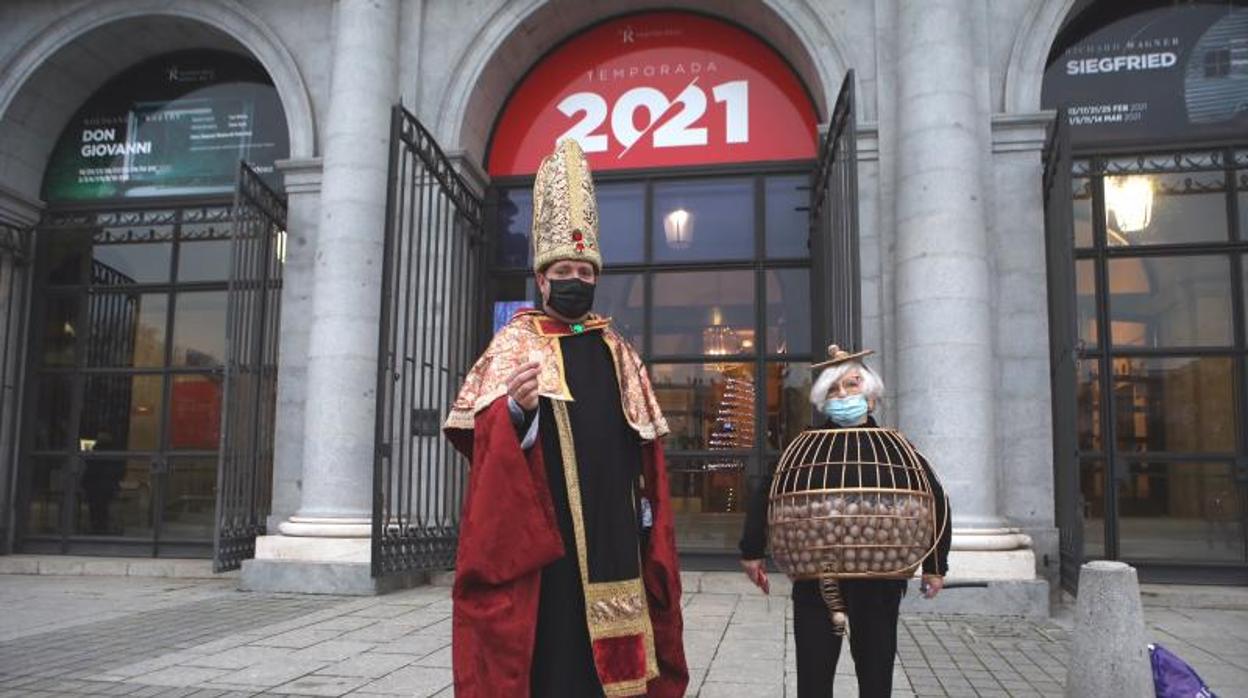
[664,208,694,249]
[1104,175,1154,235]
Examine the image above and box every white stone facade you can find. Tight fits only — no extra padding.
[0,0,1081,591]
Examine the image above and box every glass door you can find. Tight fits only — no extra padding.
[20,204,231,556]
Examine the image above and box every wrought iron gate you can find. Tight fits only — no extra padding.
[1042,109,1083,593]
[372,106,483,578]
[810,71,861,352]
[0,221,31,550]
[213,162,286,572]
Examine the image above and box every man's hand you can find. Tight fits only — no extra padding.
[921,574,944,599]
[507,361,541,412]
[740,559,770,595]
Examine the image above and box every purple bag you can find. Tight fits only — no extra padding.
[1149,643,1217,698]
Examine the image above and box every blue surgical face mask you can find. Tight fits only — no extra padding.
[823,394,869,426]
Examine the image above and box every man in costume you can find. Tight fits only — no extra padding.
[444,139,688,697]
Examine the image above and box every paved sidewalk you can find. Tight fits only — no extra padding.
[0,573,1245,697]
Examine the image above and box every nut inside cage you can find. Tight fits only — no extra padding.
[767,428,938,580]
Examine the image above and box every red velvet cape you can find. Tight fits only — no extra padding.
[446,398,688,697]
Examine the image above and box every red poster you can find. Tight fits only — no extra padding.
[488,12,818,177]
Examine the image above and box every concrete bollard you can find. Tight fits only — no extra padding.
[1064,561,1153,698]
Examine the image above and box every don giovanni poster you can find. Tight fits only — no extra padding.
[1043,4,1248,147]
[43,50,288,202]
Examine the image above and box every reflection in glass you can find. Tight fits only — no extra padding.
[73,457,152,537]
[594,274,644,348]
[92,243,173,284]
[34,375,74,451]
[1108,255,1232,348]
[1110,357,1234,453]
[765,269,810,354]
[25,458,65,535]
[496,188,532,268]
[177,240,232,282]
[653,179,753,261]
[668,455,750,551]
[652,270,754,355]
[44,233,90,285]
[1117,461,1244,562]
[766,176,808,258]
[79,374,164,451]
[169,374,223,450]
[1104,172,1227,247]
[650,363,756,452]
[1076,259,1097,346]
[765,363,812,451]
[598,183,644,264]
[1080,458,1105,558]
[86,293,168,368]
[40,295,81,366]
[163,458,216,541]
[172,291,227,367]
[1076,360,1101,452]
[1073,177,1093,248]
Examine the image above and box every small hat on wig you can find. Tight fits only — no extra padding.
[531,139,601,273]
[811,344,875,370]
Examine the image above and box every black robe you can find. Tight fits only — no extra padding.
[529,329,644,697]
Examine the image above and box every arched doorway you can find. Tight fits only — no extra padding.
[483,11,828,555]
[15,44,290,558]
[1042,0,1248,585]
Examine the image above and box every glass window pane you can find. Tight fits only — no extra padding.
[491,275,535,335]
[172,291,227,367]
[1117,461,1245,563]
[73,456,152,538]
[653,179,753,262]
[85,292,168,368]
[1111,357,1235,453]
[177,240,232,282]
[766,176,808,258]
[163,457,216,541]
[1077,359,1101,452]
[598,183,644,264]
[594,273,644,349]
[765,269,810,355]
[169,374,222,450]
[25,457,66,535]
[1108,255,1233,348]
[79,374,164,451]
[668,454,750,552]
[650,362,756,452]
[43,232,91,285]
[496,188,532,269]
[765,362,812,452]
[33,375,74,451]
[652,270,754,356]
[1080,458,1105,558]
[1104,172,1228,247]
[92,243,173,284]
[40,294,81,366]
[1073,177,1093,248]
[1076,259,1098,346]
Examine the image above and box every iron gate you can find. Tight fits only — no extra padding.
[1042,109,1083,593]
[372,106,483,578]
[213,162,286,572]
[0,221,31,551]
[810,71,861,352]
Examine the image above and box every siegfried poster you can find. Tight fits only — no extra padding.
[43,50,288,202]
[1043,4,1248,147]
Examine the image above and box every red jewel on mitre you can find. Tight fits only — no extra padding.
[575,243,585,252]
[571,230,583,242]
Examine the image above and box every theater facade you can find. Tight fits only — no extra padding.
[0,0,1243,600]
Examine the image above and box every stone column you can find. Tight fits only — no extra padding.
[243,0,399,594]
[894,0,1033,579]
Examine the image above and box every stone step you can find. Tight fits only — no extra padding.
[0,555,234,579]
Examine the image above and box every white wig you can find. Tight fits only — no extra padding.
[810,360,885,408]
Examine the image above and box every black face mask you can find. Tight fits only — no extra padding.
[545,278,596,320]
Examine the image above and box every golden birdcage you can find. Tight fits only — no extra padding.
[768,427,941,581]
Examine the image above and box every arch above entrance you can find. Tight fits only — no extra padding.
[0,0,315,201]
[1003,0,1079,113]
[436,0,852,170]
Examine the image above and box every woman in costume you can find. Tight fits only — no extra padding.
[739,345,951,697]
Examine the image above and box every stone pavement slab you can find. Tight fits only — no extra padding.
[1,572,1247,696]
